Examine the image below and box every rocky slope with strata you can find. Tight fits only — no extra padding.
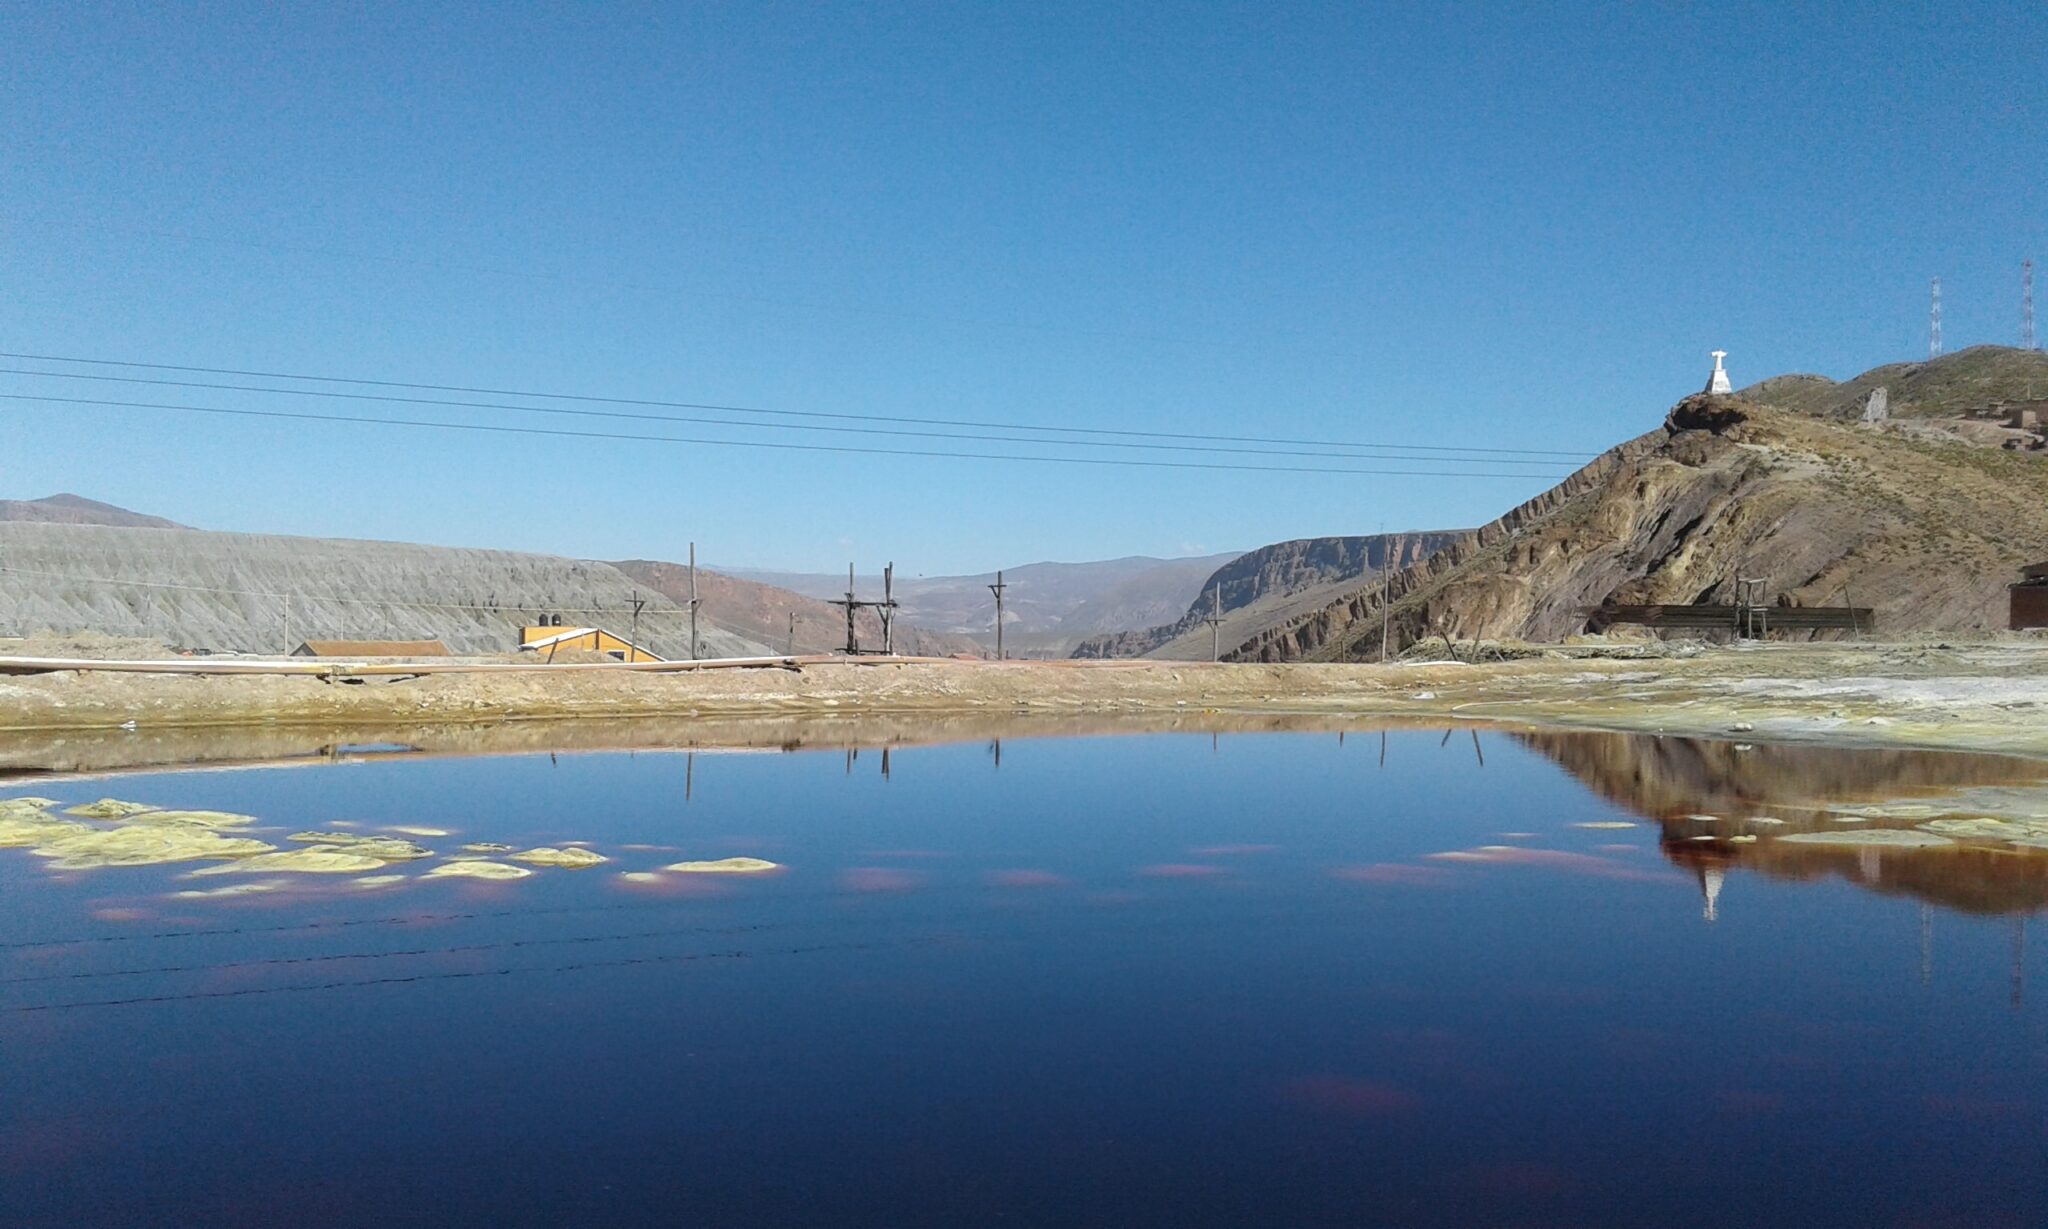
[1072,532,1466,659]
[1232,351,2048,662]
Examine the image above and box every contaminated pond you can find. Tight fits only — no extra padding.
[3,724,2047,1228]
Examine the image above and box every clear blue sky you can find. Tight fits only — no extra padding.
[2,2,2042,575]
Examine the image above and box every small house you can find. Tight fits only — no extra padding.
[292,639,451,658]
[2012,562,2048,631]
[518,626,664,662]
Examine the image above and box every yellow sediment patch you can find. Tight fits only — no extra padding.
[66,799,161,818]
[508,847,609,868]
[126,810,262,829]
[33,826,276,870]
[462,842,514,853]
[1920,817,2048,841]
[425,860,533,881]
[171,881,286,899]
[0,814,94,848]
[287,832,433,860]
[188,847,387,874]
[1571,821,1637,830]
[1778,829,1954,848]
[617,871,664,884]
[664,857,781,874]
[351,874,408,888]
[385,825,451,837]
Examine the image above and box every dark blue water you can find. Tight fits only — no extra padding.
[2,729,2044,1227]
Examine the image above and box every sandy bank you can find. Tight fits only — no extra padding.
[2,642,2046,771]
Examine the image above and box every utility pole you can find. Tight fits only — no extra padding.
[987,570,1006,660]
[1930,277,1943,358]
[1380,525,1391,662]
[688,542,700,661]
[881,562,896,655]
[1204,587,1223,662]
[2025,259,2037,351]
[843,563,858,653]
[787,611,797,656]
[628,590,645,663]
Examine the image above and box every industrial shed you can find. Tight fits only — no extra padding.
[2013,562,2048,631]
[518,626,664,662]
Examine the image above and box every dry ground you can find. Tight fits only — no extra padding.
[3,641,2048,776]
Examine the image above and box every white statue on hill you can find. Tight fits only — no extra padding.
[1706,350,1733,395]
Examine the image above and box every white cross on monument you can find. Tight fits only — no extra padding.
[1707,350,1732,395]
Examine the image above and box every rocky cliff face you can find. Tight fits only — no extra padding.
[1233,387,2048,662]
[1072,531,1463,659]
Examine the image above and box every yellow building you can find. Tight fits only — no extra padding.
[517,626,665,663]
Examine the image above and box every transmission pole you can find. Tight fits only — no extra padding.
[1379,524,1391,662]
[1930,277,1943,358]
[687,542,700,661]
[1204,587,1223,662]
[2025,259,2037,351]
[629,590,645,663]
[987,570,1006,660]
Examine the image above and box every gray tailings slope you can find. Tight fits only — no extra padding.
[0,522,770,657]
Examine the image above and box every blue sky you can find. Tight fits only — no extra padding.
[2,2,2042,574]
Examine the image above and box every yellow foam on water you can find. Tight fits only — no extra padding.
[664,857,781,874]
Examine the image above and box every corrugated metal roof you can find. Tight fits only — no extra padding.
[292,639,451,657]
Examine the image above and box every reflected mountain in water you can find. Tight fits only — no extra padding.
[1517,731,2048,916]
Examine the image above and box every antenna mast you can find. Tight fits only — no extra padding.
[1929,277,1943,359]
[2025,259,2037,351]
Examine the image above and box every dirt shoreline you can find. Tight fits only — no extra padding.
[3,642,2046,774]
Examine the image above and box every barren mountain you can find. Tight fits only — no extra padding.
[726,553,1241,644]
[0,494,185,529]
[0,521,771,657]
[1229,348,2048,662]
[610,559,982,657]
[1073,532,1464,660]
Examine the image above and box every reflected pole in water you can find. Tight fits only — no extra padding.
[989,738,1002,770]
[2014,917,2028,1010]
[1920,904,1933,985]
[1440,728,1454,748]
[846,747,856,776]
[1379,729,1387,769]
[685,752,694,804]
[1470,729,1485,768]
[881,747,892,781]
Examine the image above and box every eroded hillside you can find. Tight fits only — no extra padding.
[1233,383,2048,662]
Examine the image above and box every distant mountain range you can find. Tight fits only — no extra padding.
[0,493,186,529]
[723,553,1242,654]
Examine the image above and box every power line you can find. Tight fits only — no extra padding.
[0,367,1577,468]
[0,350,1599,459]
[0,392,1583,479]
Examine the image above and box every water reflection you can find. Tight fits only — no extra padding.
[1517,731,2048,917]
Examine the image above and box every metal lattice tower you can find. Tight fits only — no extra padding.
[1929,277,1943,358]
[2025,259,2037,351]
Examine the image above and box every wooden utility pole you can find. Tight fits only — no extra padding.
[881,562,896,655]
[826,563,900,655]
[1380,527,1391,662]
[688,543,701,660]
[787,611,797,656]
[629,591,646,663]
[1204,588,1223,662]
[987,570,1007,660]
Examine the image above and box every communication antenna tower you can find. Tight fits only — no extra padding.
[1929,277,1942,359]
[2025,259,2037,351]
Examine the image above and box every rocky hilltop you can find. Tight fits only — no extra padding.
[1072,532,1464,659]
[1231,348,2048,662]
[0,493,185,529]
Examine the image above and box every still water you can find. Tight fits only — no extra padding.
[2,726,2045,1228]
